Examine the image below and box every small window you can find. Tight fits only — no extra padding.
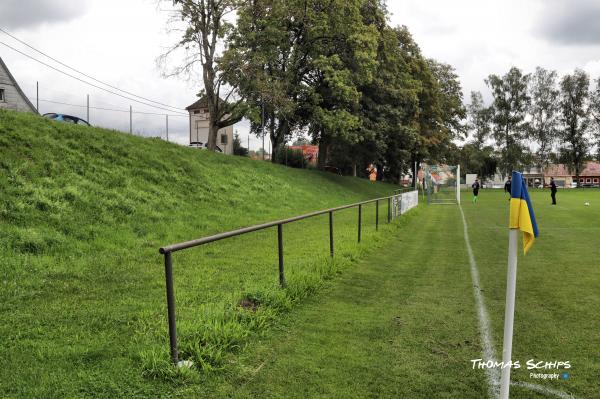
[220,134,228,145]
[586,178,592,183]
[0,88,5,101]
[193,110,200,114]
[594,178,598,183]
[580,178,584,182]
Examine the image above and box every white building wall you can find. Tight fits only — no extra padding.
[189,108,234,155]
[0,61,36,113]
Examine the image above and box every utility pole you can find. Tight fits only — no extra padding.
[247,135,249,153]
[129,106,132,134]
[36,81,39,113]
[86,94,89,123]
[166,114,169,142]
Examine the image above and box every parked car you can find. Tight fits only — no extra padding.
[189,141,223,152]
[43,113,91,126]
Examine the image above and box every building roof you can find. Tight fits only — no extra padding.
[544,162,600,177]
[544,164,571,176]
[186,96,209,110]
[186,95,228,111]
[0,56,38,114]
[581,162,600,176]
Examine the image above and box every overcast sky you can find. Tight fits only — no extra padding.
[1,0,600,146]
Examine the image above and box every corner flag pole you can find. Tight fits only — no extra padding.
[500,228,519,399]
[500,170,538,399]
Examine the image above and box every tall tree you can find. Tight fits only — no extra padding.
[590,77,600,160]
[485,67,531,175]
[162,0,244,151]
[226,0,379,166]
[558,69,591,186]
[528,67,559,171]
[466,91,491,146]
[354,20,421,181]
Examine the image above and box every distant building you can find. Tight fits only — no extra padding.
[546,162,600,187]
[186,97,234,155]
[0,57,37,113]
[543,164,572,188]
[288,144,318,165]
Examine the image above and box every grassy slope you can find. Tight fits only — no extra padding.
[0,110,400,398]
[197,190,598,398]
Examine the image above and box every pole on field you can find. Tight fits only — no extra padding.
[36,81,39,113]
[329,211,334,257]
[163,251,178,365]
[357,204,362,243]
[129,106,132,134]
[86,94,90,123]
[166,114,169,142]
[261,99,265,160]
[247,135,250,152]
[277,224,286,287]
[376,200,379,230]
[457,164,461,204]
[414,161,417,189]
[499,229,519,399]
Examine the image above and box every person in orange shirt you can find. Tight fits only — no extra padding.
[367,164,377,181]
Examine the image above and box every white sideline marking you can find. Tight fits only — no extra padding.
[458,205,578,399]
[512,381,576,399]
[459,205,500,398]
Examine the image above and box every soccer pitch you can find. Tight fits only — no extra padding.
[202,188,599,398]
[458,188,599,398]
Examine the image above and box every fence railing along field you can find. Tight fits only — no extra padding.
[158,191,418,365]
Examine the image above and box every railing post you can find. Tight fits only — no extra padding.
[388,197,391,223]
[376,200,379,231]
[358,204,362,243]
[277,224,286,287]
[163,251,178,365]
[329,211,334,257]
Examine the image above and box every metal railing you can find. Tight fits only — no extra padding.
[158,192,404,365]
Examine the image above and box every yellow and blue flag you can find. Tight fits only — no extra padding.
[509,171,539,254]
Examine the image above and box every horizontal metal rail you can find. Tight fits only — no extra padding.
[159,195,394,254]
[158,191,409,365]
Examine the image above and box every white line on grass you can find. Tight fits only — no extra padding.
[458,205,578,399]
[459,205,500,398]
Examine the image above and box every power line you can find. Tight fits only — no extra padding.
[29,97,188,117]
[0,26,186,113]
[0,40,188,116]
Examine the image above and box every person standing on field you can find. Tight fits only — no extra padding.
[550,177,557,205]
[472,178,481,203]
[504,176,512,201]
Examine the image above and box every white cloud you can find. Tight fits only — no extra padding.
[0,0,91,30]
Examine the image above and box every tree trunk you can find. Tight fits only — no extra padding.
[317,136,329,170]
[352,162,357,177]
[207,120,219,151]
[271,116,287,163]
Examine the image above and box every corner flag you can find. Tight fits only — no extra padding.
[509,171,539,254]
[500,171,540,399]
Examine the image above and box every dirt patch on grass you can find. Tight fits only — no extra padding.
[238,297,259,312]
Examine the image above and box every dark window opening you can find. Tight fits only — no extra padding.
[221,134,228,145]
[0,88,5,101]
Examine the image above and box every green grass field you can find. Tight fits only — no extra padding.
[1,110,598,398]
